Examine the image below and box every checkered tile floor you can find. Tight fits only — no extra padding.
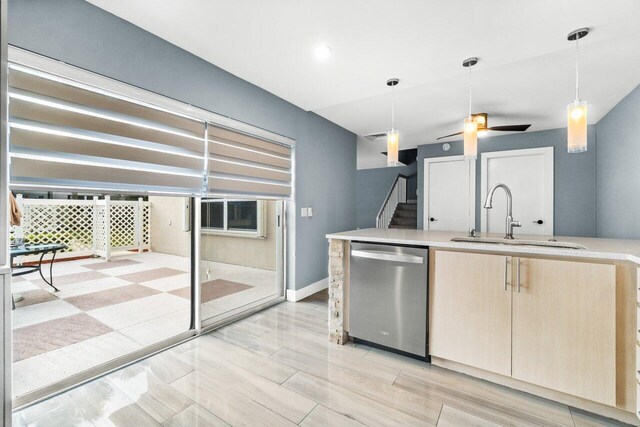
[11,252,278,398]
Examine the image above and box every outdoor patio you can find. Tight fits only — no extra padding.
[11,251,278,398]
[9,195,279,399]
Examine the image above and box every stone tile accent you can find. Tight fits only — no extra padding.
[328,239,348,344]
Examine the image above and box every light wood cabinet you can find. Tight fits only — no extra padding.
[430,250,618,407]
[511,257,616,406]
[637,266,640,420]
[429,251,512,376]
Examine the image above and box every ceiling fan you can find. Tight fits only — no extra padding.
[436,113,531,140]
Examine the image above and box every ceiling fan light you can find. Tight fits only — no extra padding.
[567,100,587,153]
[463,117,478,159]
[386,128,400,167]
[473,113,487,129]
[477,129,489,138]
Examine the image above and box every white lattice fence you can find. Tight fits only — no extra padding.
[142,204,150,246]
[18,199,94,259]
[13,195,150,262]
[110,204,137,248]
[94,203,108,255]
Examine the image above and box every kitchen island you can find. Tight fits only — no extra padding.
[326,228,640,423]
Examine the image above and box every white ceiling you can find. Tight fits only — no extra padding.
[87,0,640,169]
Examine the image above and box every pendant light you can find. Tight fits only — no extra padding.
[567,28,589,153]
[386,78,400,167]
[462,57,478,160]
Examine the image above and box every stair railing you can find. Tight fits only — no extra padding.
[376,174,408,228]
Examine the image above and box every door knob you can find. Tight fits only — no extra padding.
[430,217,437,222]
[533,219,544,225]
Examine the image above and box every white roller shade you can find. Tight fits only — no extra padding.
[207,124,292,198]
[8,64,206,194]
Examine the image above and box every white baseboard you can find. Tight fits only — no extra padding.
[286,277,328,302]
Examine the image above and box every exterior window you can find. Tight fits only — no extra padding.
[201,199,265,237]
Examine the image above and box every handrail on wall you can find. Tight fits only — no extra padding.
[376,174,408,228]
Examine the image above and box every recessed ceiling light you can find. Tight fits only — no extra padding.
[314,44,332,60]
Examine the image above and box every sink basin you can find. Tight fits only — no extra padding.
[450,236,587,250]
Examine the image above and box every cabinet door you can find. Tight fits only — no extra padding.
[512,257,616,406]
[430,250,512,376]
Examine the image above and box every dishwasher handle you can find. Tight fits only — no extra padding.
[351,249,424,264]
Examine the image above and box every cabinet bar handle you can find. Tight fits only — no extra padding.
[516,258,521,293]
[504,257,509,291]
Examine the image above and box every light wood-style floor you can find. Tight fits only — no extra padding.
[13,290,632,426]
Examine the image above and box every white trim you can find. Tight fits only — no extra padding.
[1,273,10,427]
[423,155,476,231]
[193,197,202,335]
[1,7,9,419]
[286,277,328,302]
[480,147,554,234]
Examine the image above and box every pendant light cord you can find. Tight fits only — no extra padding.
[575,37,580,100]
[468,65,472,117]
[391,83,395,129]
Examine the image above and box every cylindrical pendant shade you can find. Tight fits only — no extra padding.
[463,117,477,159]
[387,128,399,167]
[567,100,587,153]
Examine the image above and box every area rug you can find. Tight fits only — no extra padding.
[14,289,59,308]
[13,313,113,362]
[65,284,160,311]
[170,279,253,303]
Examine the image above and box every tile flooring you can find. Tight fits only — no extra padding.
[12,291,632,426]
[11,252,278,398]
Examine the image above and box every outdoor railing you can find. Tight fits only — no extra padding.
[12,195,150,262]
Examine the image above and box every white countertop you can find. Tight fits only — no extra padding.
[327,229,640,266]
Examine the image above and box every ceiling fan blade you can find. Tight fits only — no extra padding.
[488,124,531,132]
[436,130,464,140]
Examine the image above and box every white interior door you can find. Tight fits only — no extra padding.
[424,156,475,231]
[481,147,554,236]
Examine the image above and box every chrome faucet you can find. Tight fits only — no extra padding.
[483,183,522,239]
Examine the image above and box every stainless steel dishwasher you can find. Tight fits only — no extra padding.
[349,242,428,358]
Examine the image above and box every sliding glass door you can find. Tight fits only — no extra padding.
[5,47,293,409]
[199,198,285,328]
[6,51,204,406]
[9,191,195,406]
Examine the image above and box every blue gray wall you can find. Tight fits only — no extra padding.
[596,85,640,239]
[8,0,357,290]
[356,162,417,229]
[415,126,598,237]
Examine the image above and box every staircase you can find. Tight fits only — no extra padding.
[376,173,418,229]
[389,200,417,229]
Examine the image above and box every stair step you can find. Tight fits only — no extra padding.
[390,218,417,226]
[394,211,417,219]
[385,200,418,230]
[396,204,417,211]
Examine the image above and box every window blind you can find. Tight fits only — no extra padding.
[8,64,206,194]
[207,124,292,198]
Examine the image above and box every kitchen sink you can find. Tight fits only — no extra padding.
[450,236,587,250]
